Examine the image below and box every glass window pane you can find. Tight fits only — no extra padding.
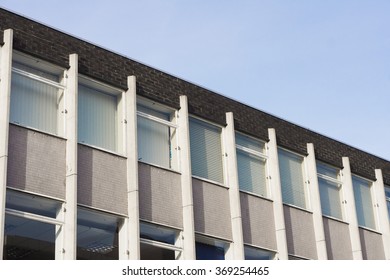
[235,133,264,153]
[278,149,306,208]
[137,105,171,168]
[78,84,117,152]
[237,150,267,196]
[4,214,56,260]
[352,176,375,229]
[195,242,225,260]
[10,71,61,134]
[189,118,223,183]
[140,223,176,245]
[318,178,342,219]
[385,186,390,219]
[77,208,120,260]
[244,246,274,260]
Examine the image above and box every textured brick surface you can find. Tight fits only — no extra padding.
[7,124,66,198]
[359,228,385,260]
[240,193,277,250]
[77,144,127,214]
[192,178,232,240]
[1,8,389,185]
[138,163,183,228]
[284,205,317,259]
[322,217,353,260]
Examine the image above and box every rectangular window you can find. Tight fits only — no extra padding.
[385,186,390,220]
[140,222,182,260]
[137,102,177,169]
[278,149,306,208]
[317,162,343,220]
[189,118,224,184]
[236,132,267,197]
[78,80,119,152]
[10,55,65,136]
[352,176,375,229]
[195,235,228,260]
[244,246,274,260]
[4,190,63,260]
[77,207,121,260]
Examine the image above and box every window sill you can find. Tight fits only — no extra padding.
[138,161,181,175]
[282,203,313,214]
[9,123,66,141]
[191,176,227,189]
[358,225,381,235]
[322,215,348,225]
[78,142,126,159]
[239,190,273,202]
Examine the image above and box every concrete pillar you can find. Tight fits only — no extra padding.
[306,143,328,259]
[123,75,140,260]
[0,29,13,259]
[61,54,78,259]
[178,95,196,260]
[374,169,390,259]
[267,128,288,260]
[224,112,244,260]
[341,157,363,259]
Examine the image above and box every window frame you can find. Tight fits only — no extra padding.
[352,174,376,230]
[136,98,179,171]
[235,132,269,198]
[78,75,125,154]
[385,186,390,220]
[316,162,344,221]
[10,51,67,137]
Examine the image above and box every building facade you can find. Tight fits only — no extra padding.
[0,8,389,260]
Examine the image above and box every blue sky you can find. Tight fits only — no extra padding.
[1,1,389,160]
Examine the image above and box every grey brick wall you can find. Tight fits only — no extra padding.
[138,163,183,228]
[240,193,277,250]
[359,228,385,260]
[323,217,353,260]
[284,205,317,259]
[77,144,127,214]
[192,178,232,240]
[0,8,389,185]
[7,124,66,199]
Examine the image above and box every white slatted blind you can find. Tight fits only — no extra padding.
[189,118,223,184]
[78,84,117,152]
[137,105,171,168]
[317,163,342,219]
[10,71,60,135]
[236,133,267,196]
[278,149,306,208]
[352,176,375,229]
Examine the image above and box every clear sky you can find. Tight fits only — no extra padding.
[1,0,389,160]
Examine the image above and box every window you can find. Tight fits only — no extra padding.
[195,235,229,260]
[385,186,390,220]
[189,117,224,184]
[137,100,178,170]
[236,132,267,197]
[317,162,343,220]
[78,78,121,152]
[244,246,274,260]
[140,222,182,260]
[352,176,375,229]
[77,207,122,260]
[278,149,306,208]
[10,53,65,136]
[3,190,63,260]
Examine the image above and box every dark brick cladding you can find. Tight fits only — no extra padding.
[1,8,389,185]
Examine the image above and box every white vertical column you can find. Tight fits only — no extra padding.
[122,75,140,260]
[178,95,196,260]
[306,143,328,259]
[0,29,13,259]
[341,157,363,260]
[374,169,390,259]
[224,112,244,260]
[267,128,288,260]
[61,54,78,259]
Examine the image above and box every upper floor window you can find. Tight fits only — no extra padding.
[385,186,390,220]
[235,132,268,197]
[278,148,307,209]
[244,246,275,260]
[10,52,65,136]
[137,99,178,170]
[352,175,375,229]
[189,117,224,184]
[78,77,122,153]
[317,162,343,220]
[195,235,228,260]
